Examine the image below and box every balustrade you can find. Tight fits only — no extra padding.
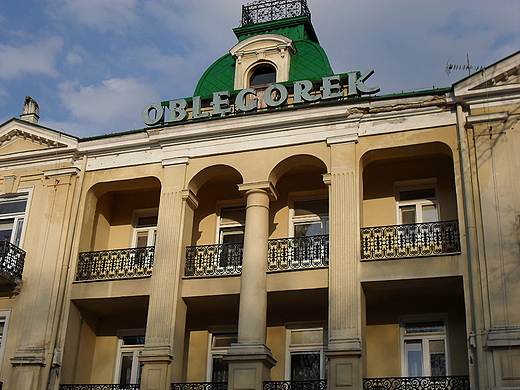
[264,380,327,390]
[241,0,310,27]
[0,239,25,283]
[268,235,329,271]
[75,247,154,281]
[360,221,461,260]
[171,383,227,390]
[59,385,140,390]
[185,243,243,277]
[363,376,470,390]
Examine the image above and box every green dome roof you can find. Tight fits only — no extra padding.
[193,16,334,97]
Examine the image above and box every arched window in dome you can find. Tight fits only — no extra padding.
[249,65,276,87]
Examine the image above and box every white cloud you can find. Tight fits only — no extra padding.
[0,36,63,79]
[65,52,83,66]
[58,77,159,130]
[52,0,139,33]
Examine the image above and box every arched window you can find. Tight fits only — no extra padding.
[249,65,276,87]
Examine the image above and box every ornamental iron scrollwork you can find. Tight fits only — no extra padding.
[363,376,470,390]
[185,243,243,277]
[268,235,329,271]
[75,247,154,281]
[264,380,327,390]
[171,383,228,390]
[360,221,461,260]
[240,0,311,27]
[59,385,140,390]
[0,239,25,283]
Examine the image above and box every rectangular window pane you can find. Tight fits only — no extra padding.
[122,335,145,345]
[294,200,328,217]
[294,221,322,237]
[421,204,437,223]
[0,200,27,215]
[429,340,446,376]
[291,352,321,381]
[119,353,133,385]
[136,232,149,247]
[212,357,229,383]
[399,189,436,201]
[406,341,423,376]
[405,321,445,334]
[0,219,14,241]
[400,206,416,224]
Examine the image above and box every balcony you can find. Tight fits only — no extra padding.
[363,376,470,390]
[60,386,139,390]
[268,235,329,271]
[75,246,154,281]
[264,380,327,390]
[171,383,227,390]
[360,221,461,261]
[185,235,329,277]
[185,243,243,277]
[0,239,25,294]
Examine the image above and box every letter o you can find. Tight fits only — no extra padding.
[141,103,164,126]
[264,84,288,108]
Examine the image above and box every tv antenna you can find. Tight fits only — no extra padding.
[446,54,484,76]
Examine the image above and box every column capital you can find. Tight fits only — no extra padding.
[238,181,278,201]
[181,189,199,209]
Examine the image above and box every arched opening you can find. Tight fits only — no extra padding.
[249,64,276,87]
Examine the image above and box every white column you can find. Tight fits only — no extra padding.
[225,181,277,390]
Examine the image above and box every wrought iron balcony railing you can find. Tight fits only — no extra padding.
[185,243,243,277]
[241,0,311,27]
[360,220,461,260]
[268,235,329,271]
[0,239,26,284]
[363,376,470,390]
[264,380,327,390]
[75,246,154,281]
[172,383,228,390]
[60,385,140,390]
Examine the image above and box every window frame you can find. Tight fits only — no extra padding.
[0,188,32,247]
[399,315,450,377]
[206,331,238,383]
[131,209,158,248]
[395,181,439,225]
[0,309,11,372]
[289,197,329,238]
[285,325,327,381]
[216,204,246,245]
[113,330,145,386]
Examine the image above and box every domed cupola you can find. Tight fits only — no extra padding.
[194,0,333,96]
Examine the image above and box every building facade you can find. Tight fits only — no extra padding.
[0,1,518,390]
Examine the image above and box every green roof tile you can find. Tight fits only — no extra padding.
[193,54,236,97]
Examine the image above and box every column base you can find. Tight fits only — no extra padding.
[224,343,277,390]
[139,346,173,390]
[325,350,362,390]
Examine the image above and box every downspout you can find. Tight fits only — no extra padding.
[455,103,486,390]
[45,154,88,390]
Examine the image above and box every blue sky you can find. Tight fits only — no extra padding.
[1,0,519,138]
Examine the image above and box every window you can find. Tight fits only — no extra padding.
[0,192,29,247]
[249,65,276,87]
[291,199,329,237]
[116,332,145,386]
[0,310,10,371]
[218,206,245,244]
[133,213,157,248]
[396,185,438,224]
[401,318,448,377]
[286,327,327,381]
[208,333,237,383]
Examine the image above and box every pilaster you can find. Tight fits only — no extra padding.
[140,161,196,390]
[325,140,363,390]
